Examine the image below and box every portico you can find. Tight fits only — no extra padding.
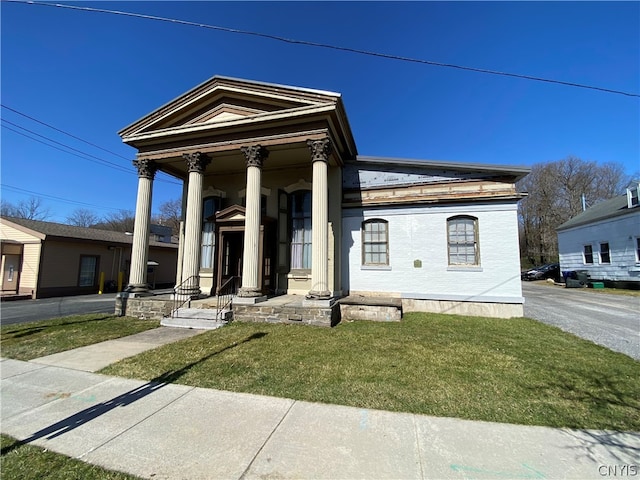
[119,76,356,305]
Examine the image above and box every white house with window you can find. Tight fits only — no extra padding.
[342,157,526,317]
[557,182,640,288]
[117,75,529,322]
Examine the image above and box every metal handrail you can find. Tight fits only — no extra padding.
[216,276,239,321]
[170,275,200,318]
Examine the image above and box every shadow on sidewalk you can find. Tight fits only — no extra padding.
[561,429,640,465]
[1,332,267,455]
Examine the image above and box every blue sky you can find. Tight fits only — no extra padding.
[2,1,638,223]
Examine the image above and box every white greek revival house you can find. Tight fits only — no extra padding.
[118,76,528,323]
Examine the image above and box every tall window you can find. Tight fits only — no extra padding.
[599,242,611,264]
[628,185,639,208]
[362,219,389,265]
[583,245,594,264]
[447,216,479,266]
[290,190,311,269]
[79,255,99,287]
[201,197,220,269]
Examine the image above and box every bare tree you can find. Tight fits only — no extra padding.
[1,197,51,220]
[93,210,136,232]
[517,157,629,266]
[156,198,181,235]
[66,208,99,227]
[1,200,18,217]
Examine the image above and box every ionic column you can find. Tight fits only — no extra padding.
[238,145,268,297]
[307,138,332,299]
[178,152,211,296]
[126,159,157,294]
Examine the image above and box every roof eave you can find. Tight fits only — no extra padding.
[352,155,530,180]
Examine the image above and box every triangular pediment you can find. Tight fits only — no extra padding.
[119,76,341,138]
[215,204,246,223]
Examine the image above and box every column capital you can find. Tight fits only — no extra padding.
[133,159,157,179]
[307,138,332,163]
[241,145,269,169]
[183,152,211,173]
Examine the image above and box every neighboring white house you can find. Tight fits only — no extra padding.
[117,75,530,322]
[557,182,640,288]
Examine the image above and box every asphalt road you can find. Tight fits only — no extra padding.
[0,294,118,325]
[522,281,640,361]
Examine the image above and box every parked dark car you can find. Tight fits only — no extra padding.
[521,263,560,281]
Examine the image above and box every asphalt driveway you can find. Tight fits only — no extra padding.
[522,281,639,360]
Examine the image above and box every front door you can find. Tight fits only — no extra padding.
[220,231,243,290]
[2,254,21,292]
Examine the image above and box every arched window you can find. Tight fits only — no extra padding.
[290,190,311,269]
[362,219,389,266]
[201,196,221,269]
[447,216,479,266]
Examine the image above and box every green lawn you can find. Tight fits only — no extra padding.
[1,435,140,480]
[0,314,160,361]
[100,313,640,431]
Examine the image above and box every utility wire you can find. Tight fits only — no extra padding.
[2,119,181,185]
[1,104,130,161]
[1,183,130,212]
[2,119,134,173]
[5,0,639,98]
[1,105,181,184]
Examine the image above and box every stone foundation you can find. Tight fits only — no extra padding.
[115,293,174,320]
[401,298,524,319]
[339,296,402,322]
[233,302,340,327]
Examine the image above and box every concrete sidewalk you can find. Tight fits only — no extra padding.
[1,329,639,479]
[28,327,205,372]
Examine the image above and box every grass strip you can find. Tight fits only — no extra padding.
[100,313,640,431]
[0,314,159,361]
[0,435,140,480]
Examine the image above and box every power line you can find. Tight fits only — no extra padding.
[2,104,181,184]
[1,104,130,161]
[1,118,181,185]
[5,0,639,98]
[1,183,130,212]
[2,119,134,173]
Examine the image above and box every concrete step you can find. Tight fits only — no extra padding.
[161,307,232,330]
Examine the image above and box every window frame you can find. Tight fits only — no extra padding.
[78,255,99,287]
[583,244,594,265]
[599,242,611,264]
[627,185,639,208]
[447,215,480,267]
[200,196,221,270]
[289,189,312,271]
[361,219,389,267]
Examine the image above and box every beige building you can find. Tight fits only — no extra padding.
[118,76,528,324]
[0,217,177,299]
